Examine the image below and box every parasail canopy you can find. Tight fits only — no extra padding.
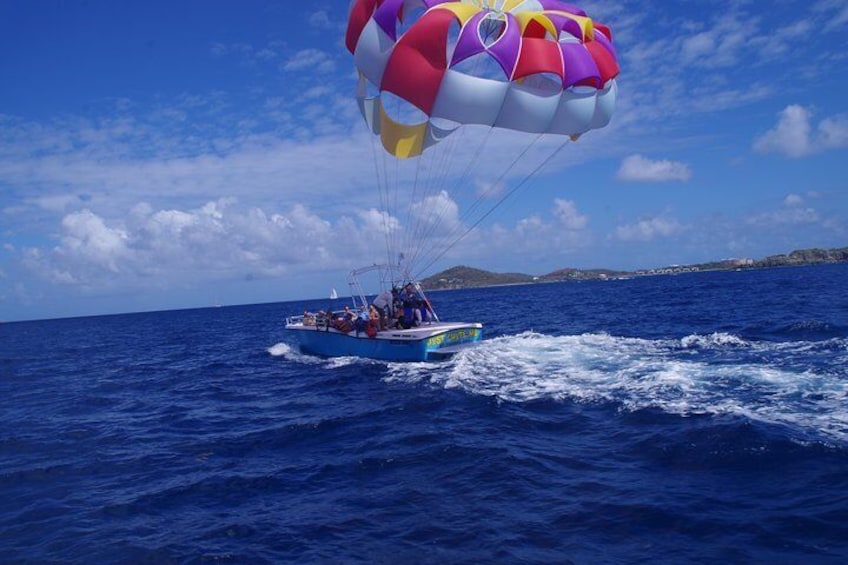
[347,0,620,158]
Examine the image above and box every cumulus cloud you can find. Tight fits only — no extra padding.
[19,193,480,290]
[59,210,129,273]
[22,200,371,288]
[19,189,604,293]
[489,204,591,255]
[753,105,848,157]
[356,208,391,233]
[818,114,848,149]
[552,199,588,230]
[753,105,813,157]
[616,155,692,182]
[409,190,462,236]
[614,216,684,242]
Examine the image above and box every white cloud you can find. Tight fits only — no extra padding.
[680,31,716,63]
[357,208,399,235]
[747,195,821,227]
[255,48,277,61]
[474,179,505,199]
[57,209,129,276]
[753,105,814,157]
[282,49,336,73]
[410,190,461,234]
[815,0,848,31]
[30,194,87,212]
[210,42,279,65]
[753,105,848,157]
[308,10,339,30]
[818,114,848,149]
[16,191,602,292]
[20,195,468,290]
[747,207,819,226]
[552,199,588,230]
[21,201,337,287]
[614,217,684,242]
[301,85,334,100]
[616,154,692,182]
[484,203,592,256]
[783,193,804,207]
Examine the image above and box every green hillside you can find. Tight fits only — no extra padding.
[420,266,535,289]
[419,245,848,290]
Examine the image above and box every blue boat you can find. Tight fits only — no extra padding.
[285,319,482,362]
[285,264,482,362]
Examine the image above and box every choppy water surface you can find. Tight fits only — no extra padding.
[2,264,847,562]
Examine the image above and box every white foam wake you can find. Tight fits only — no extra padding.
[386,332,848,444]
[268,342,373,367]
[267,342,292,357]
[680,332,749,348]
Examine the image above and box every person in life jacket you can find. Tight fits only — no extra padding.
[367,305,381,336]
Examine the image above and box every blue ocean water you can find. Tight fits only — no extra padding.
[2,263,847,563]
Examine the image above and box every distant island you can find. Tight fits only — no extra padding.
[420,246,848,290]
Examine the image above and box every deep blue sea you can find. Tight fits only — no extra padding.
[2,263,848,563]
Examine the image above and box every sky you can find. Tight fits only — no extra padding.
[1,0,847,322]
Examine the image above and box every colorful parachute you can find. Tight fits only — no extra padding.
[346,0,620,158]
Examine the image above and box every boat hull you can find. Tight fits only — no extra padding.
[286,322,482,362]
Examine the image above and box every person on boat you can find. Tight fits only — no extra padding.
[396,308,411,330]
[367,305,380,338]
[368,304,381,325]
[401,283,419,328]
[333,312,353,333]
[353,307,368,336]
[372,288,393,329]
[417,298,432,325]
[302,310,316,326]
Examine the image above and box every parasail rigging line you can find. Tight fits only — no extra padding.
[404,48,500,272]
[406,125,495,272]
[367,126,394,268]
[404,122,479,271]
[412,130,547,274]
[415,134,573,279]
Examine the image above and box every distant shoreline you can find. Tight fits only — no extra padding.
[421,245,848,290]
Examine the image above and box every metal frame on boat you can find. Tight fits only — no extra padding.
[285,264,482,362]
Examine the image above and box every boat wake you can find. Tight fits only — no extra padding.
[268,342,371,368]
[386,331,848,444]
